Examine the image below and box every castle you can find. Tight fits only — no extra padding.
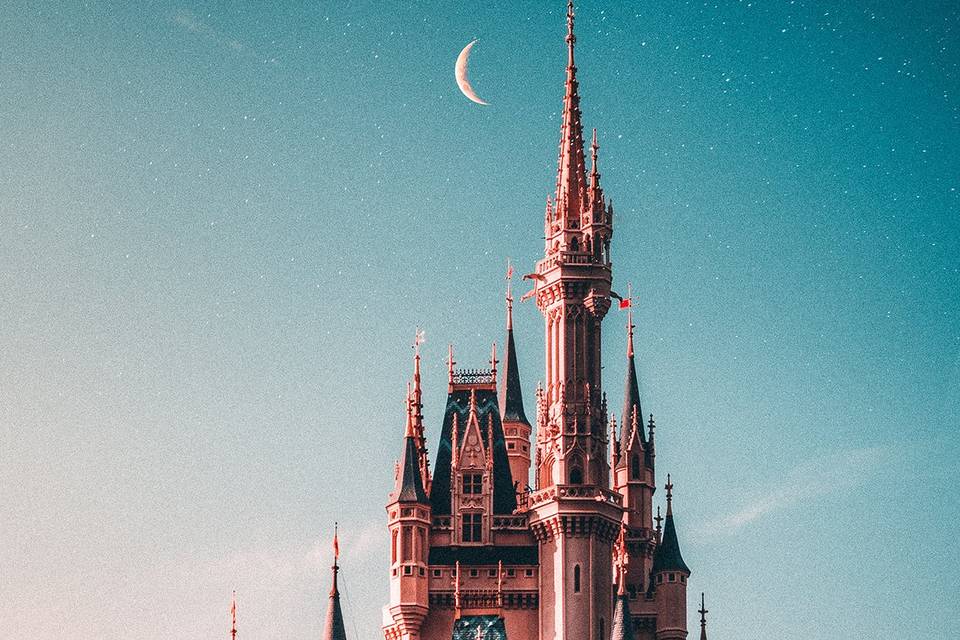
[323,3,711,640]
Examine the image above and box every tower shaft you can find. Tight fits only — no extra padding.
[528,4,621,640]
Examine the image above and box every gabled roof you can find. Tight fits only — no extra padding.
[430,386,516,515]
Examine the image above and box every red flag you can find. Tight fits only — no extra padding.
[333,528,340,560]
[506,262,514,279]
[619,298,632,309]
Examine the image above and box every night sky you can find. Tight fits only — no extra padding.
[1,2,958,639]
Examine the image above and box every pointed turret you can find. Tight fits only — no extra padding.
[652,475,689,574]
[501,263,532,489]
[411,333,431,493]
[553,0,589,227]
[653,476,690,640]
[385,346,432,639]
[501,271,528,425]
[614,292,656,583]
[395,389,428,504]
[621,305,646,456]
[322,527,347,640]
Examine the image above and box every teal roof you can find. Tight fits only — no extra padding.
[453,615,507,640]
[652,511,690,574]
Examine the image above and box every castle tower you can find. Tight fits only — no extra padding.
[612,311,658,599]
[380,5,699,640]
[527,3,621,640]
[323,528,348,640]
[385,351,432,640]
[501,270,533,491]
[652,477,690,640]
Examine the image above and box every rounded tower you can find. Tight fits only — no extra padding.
[384,353,432,640]
[652,476,690,640]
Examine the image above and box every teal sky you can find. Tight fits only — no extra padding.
[1,1,958,639]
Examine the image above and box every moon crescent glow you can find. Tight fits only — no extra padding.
[455,39,490,106]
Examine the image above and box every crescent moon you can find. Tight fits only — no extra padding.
[455,39,490,106]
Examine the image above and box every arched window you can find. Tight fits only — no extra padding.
[631,455,641,480]
[569,454,583,485]
[570,236,579,252]
[540,455,555,489]
[402,528,412,562]
[573,564,581,593]
[391,530,398,565]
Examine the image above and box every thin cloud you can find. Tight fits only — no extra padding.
[698,446,887,537]
[172,10,245,53]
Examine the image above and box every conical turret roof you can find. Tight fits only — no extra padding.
[652,477,689,574]
[396,393,428,504]
[501,302,529,425]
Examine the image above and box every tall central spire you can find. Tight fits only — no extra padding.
[554,0,588,225]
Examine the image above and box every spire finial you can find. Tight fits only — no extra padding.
[447,344,455,387]
[454,561,462,614]
[590,128,600,181]
[609,414,619,466]
[410,332,425,440]
[405,383,414,437]
[497,560,504,608]
[490,342,499,383]
[413,328,424,397]
[413,327,425,357]
[655,505,663,540]
[230,591,237,640]
[334,522,340,565]
[554,0,587,227]
[665,473,674,515]
[505,258,514,330]
[626,282,635,358]
[699,593,709,640]
[614,522,629,595]
[469,388,478,419]
[331,522,340,595]
[322,525,347,640]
